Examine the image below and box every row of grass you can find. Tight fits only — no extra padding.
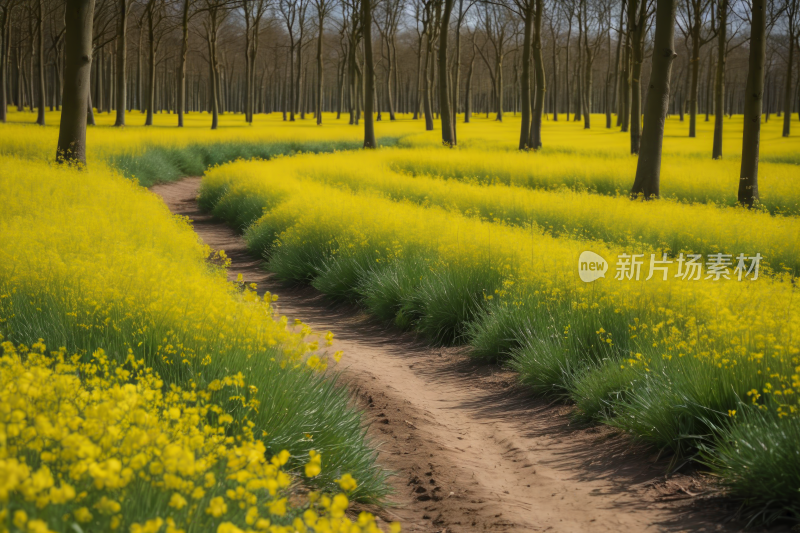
[0,154,391,504]
[199,157,800,525]
[205,154,800,275]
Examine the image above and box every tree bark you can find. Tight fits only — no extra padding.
[145,4,156,125]
[177,0,189,126]
[712,0,726,158]
[57,0,96,165]
[439,0,455,145]
[423,34,434,130]
[782,0,796,137]
[738,0,766,207]
[518,0,533,150]
[0,6,11,123]
[529,0,544,148]
[464,51,473,122]
[363,0,377,147]
[115,0,128,126]
[631,0,677,199]
[316,10,325,124]
[628,0,645,153]
[35,0,45,125]
[620,28,631,129]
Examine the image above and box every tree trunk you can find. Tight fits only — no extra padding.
[519,1,533,149]
[738,0,766,207]
[290,38,296,121]
[35,0,45,125]
[620,29,631,129]
[565,21,571,119]
[387,37,397,120]
[423,37,434,130]
[145,6,155,125]
[712,0,726,158]
[363,0,376,147]
[631,0,676,198]
[495,57,503,121]
[0,7,10,123]
[613,0,625,119]
[628,0,644,153]
[529,0,545,148]
[687,24,700,136]
[439,0,455,145]
[783,14,795,136]
[115,0,127,126]
[57,0,96,165]
[316,13,324,125]
[177,0,188,126]
[464,53,473,122]
[552,35,558,121]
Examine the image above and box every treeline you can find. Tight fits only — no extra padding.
[0,0,797,197]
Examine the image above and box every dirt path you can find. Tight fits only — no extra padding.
[152,178,747,533]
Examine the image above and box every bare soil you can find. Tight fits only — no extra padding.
[152,177,768,533]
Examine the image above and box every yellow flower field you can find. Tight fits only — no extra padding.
[1,107,799,527]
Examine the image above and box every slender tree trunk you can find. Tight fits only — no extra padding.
[495,57,503,121]
[575,23,582,121]
[114,0,128,126]
[290,39,296,120]
[620,29,631,128]
[295,36,303,117]
[613,0,625,119]
[387,37,397,120]
[565,21,571,119]
[783,19,795,136]
[738,0,766,207]
[631,0,676,198]
[464,53,473,122]
[552,39,558,120]
[439,0,455,145]
[177,0,189,126]
[145,6,155,126]
[0,8,8,123]
[712,0,727,158]
[137,26,143,111]
[423,37,434,130]
[688,21,700,137]
[363,0,376,147]
[529,0,545,148]
[244,10,252,122]
[629,0,644,153]
[519,1,533,150]
[57,0,96,165]
[413,33,423,119]
[316,13,324,125]
[35,0,45,125]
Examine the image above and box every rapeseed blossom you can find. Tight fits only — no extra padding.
[0,341,399,533]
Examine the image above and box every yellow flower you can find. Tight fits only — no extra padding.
[335,473,358,492]
[206,496,228,518]
[305,450,322,478]
[169,493,188,510]
[73,507,93,524]
[13,510,28,529]
[267,497,287,516]
[94,496,121,514]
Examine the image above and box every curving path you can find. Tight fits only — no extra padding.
[152,177,746,533]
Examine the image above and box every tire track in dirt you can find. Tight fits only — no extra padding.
[152,177,749,533]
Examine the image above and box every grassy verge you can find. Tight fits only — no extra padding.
[199,155,800,525]
[109,138,401,187]
[0,156,391,509]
